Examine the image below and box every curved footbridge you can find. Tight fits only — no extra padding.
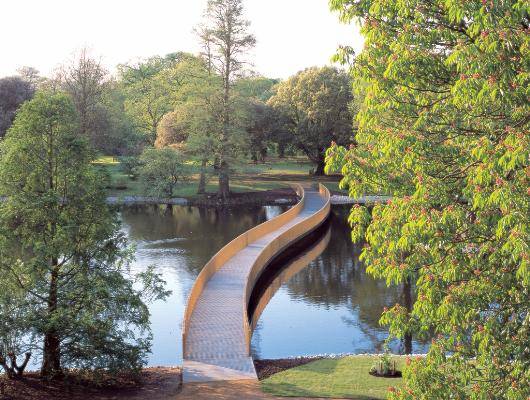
[182,183,331,383]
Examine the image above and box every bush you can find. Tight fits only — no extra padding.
[120,156,141,180]
[138,147,189,198]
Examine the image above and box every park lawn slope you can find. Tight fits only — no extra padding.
[261,356,404,399]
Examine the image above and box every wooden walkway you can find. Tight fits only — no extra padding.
[182,184,330,383]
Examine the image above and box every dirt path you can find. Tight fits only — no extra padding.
[178,379,338,400]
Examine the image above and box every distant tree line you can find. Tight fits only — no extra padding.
[0,5,357,202]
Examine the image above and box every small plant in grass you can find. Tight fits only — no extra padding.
[369,343,401,378]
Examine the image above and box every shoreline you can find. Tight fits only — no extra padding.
[106,190,388,207]
[2,354,423,399]
[106,188,299,207]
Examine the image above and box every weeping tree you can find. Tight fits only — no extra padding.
[198,0,256,201]
[327,0,529,398]
[0,91,169,379]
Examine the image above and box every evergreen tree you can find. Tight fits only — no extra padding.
[0,91,168,379]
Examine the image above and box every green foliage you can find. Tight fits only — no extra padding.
[118,53,199,146]
[138,147,189,198]
[269,66,354,174]
[0,91,169,378]
[153,62,222,195]
[97,83,144,156]
[235,76,279,102]
[327,0,529,398]
[120,156,142,180]
[199,0,256,199]
[242,98,284,163]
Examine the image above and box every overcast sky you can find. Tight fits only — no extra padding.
[0,0,363,79]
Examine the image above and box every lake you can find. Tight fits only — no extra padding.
[121,204,427,367]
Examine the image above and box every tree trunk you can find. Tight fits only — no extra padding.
[197,158,207,195]
[313,155,326,176]
[218,160,230,202]
[0,352,32,379]
[150,127,157,147]
[278,144,285,158]
[41,263,62,379]
[259,147,267,162]
[403,277,413,354]
[218,39,231,201]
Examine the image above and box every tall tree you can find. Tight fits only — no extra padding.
[0,76,34,139]
[269,67,354,174]
[0,91,168,379]
[198,0,256,201]
[243,99,280,163]
[60,48,108,145]
[155,56,222,194]
[327,0,529,398]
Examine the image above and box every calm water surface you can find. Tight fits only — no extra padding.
[121,204,426,367]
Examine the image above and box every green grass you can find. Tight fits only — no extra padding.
[93,155,345,198]
[93,155,120,165]
[261,356,404,399]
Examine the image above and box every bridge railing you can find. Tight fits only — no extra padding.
[242,183,331,355]
[182,183,306,357]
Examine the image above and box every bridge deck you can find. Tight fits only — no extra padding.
[183,186,329,383]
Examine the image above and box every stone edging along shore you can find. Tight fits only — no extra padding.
[105,194,389,207]
[105,195,297,207]
[105,188,301,207]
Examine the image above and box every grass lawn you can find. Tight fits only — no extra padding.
[261,356,404,399]
[93,155,346,198]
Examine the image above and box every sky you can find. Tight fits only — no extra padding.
[0,0,363,79]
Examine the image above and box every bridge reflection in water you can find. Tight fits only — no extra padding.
[248,225,331,334]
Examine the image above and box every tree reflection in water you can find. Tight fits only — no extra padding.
[122,203,288,278]
[251,206,429,359]
[120,203,288,365]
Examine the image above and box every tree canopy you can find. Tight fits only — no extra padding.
[138,147,188,198]
[118,53,199,147]
[269,66,354,174]
[327,0,529,398]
